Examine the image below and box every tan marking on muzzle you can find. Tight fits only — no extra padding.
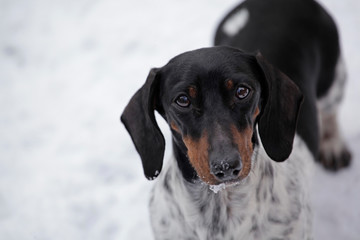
[170,121,180,133]
[183,131,218,184]
[231,125,254,179]
[253,107,260,120]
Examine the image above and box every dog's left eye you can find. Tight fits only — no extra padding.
[236,86,250,99]
[175,95,191,107]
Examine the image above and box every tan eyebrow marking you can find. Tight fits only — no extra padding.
[225,79,234,90]
[189,86,197,99]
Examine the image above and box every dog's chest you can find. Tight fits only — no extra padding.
[151,171,293,239]
[151,179,257,239]
[185,177,297,240]
[189,188,260,240]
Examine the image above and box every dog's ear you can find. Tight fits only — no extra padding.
[255,53,303,162]
[121,68,165,180]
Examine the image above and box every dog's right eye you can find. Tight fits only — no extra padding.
[175,95,191,108]
[236,86,250,100]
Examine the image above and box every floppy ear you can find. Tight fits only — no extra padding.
[255,53,303,162]
[121,68,165,180]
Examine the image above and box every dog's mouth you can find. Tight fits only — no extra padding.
[206,153,257,193]
[207,176,248,193]
[208,180,243,193]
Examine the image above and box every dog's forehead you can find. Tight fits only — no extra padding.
[161,47,256,84]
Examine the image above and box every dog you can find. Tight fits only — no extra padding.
[121,0,351,239]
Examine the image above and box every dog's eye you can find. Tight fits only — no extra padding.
[175,95,191,107]
[236,86,250,99]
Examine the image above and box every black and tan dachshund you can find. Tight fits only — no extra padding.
[121,0,351,239]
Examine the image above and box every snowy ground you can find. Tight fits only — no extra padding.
[0,0,359,239]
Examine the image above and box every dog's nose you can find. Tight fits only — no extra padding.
[210,157,242,182]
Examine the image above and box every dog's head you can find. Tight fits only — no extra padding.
[121,47,303,184]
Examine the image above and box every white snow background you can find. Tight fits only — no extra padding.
[0,0,359,239]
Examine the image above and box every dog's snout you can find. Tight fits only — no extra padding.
[210,156,242,182]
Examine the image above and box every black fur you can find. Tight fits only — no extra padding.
[215,0,341,159]
[122,47,302,181]
[121,68,165,180]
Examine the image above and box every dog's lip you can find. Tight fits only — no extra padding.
[209,183,227,193]
[208,178,244,193]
